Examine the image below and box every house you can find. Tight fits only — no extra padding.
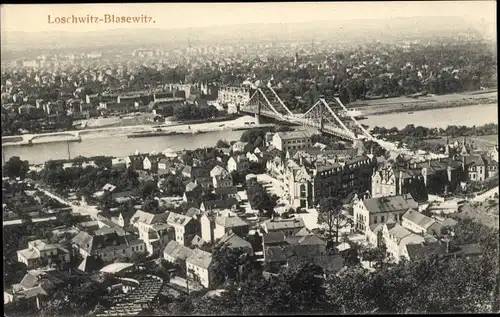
[353,194,418,232]
[17,240,71,269]
[163,240,195,273]
[143,155,165,172]
[264,243,326,273]
[213,186,238,200]
[214,214,250,242]
[71,231,146,263]
[401,209,441,236]
[227,155,250,172]
[210,165,233,188]
[76,255,105,273]
[382,222,425,263]
[167,212,200,247]
[246,152,261,163]
[463,155,487,182]
[125,154,145,170]
[130,210,174,256]
[403,241,483,262]
[371,159,463,198]
[217,232,254,256]
[5,268,65,306]
[110,210,135,228]
[262,232,287,249]
[191,235,207,249]
[200,197,239,212]
[271,131,313,153]
[262,218,305,237]
[186,249,214,288]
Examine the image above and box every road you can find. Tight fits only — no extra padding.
[25,179,101,219]
[472,186,499,202]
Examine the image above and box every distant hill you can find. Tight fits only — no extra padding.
[1,16,480,52]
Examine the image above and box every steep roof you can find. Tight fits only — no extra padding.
[362,195,418,214]
[186,249,213,269]
[210,165,229,177]
[263,218,305,231]
[388,224,412,242]
[167,212,192,228]
[130,210,169,225]
[217,233,252,249]
[263,232,286,245]
[163,240,194,262]
[186,207,202,218]
[464,155,485,167]
[402,209,436,229]
[215,215,248,228]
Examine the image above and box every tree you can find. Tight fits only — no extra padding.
[3,156,29,179]
[317,197,350,245]
[212,243,248,286]
[246,180,278,217]
[216,139,230,148]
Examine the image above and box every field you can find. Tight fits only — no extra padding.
[350,89,498,116]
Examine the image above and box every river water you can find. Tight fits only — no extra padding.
[2,130,245,165]
[2,103,497,165]
[362,103,498,129]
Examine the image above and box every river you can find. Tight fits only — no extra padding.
[2,103,497,165]
[362,103,498,129]
[2,130,245,165]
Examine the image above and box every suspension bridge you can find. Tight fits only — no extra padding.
[238,85,374,141]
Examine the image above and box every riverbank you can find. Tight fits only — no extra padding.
[2,115,260,147]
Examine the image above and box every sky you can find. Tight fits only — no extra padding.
[0,2,496,36]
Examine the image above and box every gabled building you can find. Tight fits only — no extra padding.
[210,165,233,188]
[129,210,173,256]
[401,209,441,236]
[217,232,254,256]
[163,240,194,273]
[186,249,214,288]
[382,222,425,263]
[71,231,146,263]
[227,155,250,172]
[271,131,313,153]
[353,194,418,232]
[167,212,199,246]
[262,218,305,237]
[17,240,71,269]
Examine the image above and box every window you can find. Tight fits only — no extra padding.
[374,216,378,224]
[300,184,307,197]
[381,216,385,222]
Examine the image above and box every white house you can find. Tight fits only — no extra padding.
[246,152,261,163]
[17,240,71,269]
[186,249,214,288]
[401,209,441,236]
[353,194,418,233]
[71,231,146,263]
[163,240,194,273]
[271,131,312,153]
[382,222,425,263]
[227,155,250,173]
[166,212,199,246]
[213,214,250,242]
[210,165,233,188]
[130,210,173,256]
[262,218,305,237]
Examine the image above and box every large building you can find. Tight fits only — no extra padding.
[278,154,374,208]
[371,158,464,199]
[353,194,418,232]
[271,131,314,153]
[217,86,251,113]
